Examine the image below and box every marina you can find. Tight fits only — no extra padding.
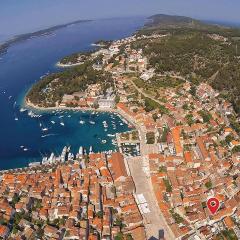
[0,17,144,170]
[39,144,116,167]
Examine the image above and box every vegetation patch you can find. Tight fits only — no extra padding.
[27,61,113,107]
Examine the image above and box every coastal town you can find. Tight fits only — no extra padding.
[1,29,240,240]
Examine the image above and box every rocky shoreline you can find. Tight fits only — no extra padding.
[56,61,85,68]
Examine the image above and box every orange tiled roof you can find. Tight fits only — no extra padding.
[224,216,235,229]
[0,225,9,236]
[109,152,127,181]
[172,126,183,155]
[196,136,209,160]
[184,151,193,163]
[116,102,136,117]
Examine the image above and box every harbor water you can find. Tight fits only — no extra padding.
[0,17,145,170]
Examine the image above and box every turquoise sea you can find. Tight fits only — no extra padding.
[0,17,145,170]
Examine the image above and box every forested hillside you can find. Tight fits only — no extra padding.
[136,15,240,114]
[26,62,113,107]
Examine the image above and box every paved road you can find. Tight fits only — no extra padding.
[119,110,175,239]
[130,79,166,107]
[127,156,175,240]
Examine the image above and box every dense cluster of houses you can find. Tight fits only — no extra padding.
[46,33,240,239]
[97,35,240,239]
[60,86,116,110]
[113,76,240,239]
[207,34,228,42]
[0,152,145,239]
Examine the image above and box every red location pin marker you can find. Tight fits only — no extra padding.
[207,197,220,215]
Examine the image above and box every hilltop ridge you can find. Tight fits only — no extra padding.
[146,14,203,28]
[144,14,227,30]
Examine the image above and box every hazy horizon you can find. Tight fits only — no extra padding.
[1,0,240,42]
[1,16,240,42]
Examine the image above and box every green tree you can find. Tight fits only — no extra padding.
[146,132,155,144]
[205,180,213,189]
[190,85,197,96]
[198,110,212,123]
[96,211,103,219]
[163,178,172,193]
[115,233,124,240]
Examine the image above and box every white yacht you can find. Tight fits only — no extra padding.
[61,146,67,162]
[42,157,48,164]
[103,121,108,128]
[107,134,115,137]
[89,146,93,154]
[68,153,74,161]
[20,108,27,112]
[79,146,83,155]
[28,110,34,117]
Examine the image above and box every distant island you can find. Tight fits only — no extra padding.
[0,19,91,56]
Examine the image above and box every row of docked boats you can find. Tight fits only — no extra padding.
[40,145,115,166]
